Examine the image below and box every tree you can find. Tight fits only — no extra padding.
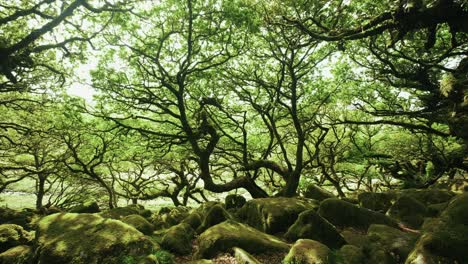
[0,94,67,208]
[93,0,269,197]
[0,0,133,92]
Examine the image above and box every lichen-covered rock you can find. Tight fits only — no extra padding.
[195,220,290,259]
[366,224,418,262]
[69,201,100,214]
[387,195,428,229]
[34,213,156,264]
[318,198,397,230]
[405,193,468,263]
[357,192,394,213]
[302,184,335,201]
[196,204,232,234]
[225,194,246,210]
[238,197,319,234]
[283,239,331,264]
[338,245,365,264]
[0,224,33,253]
[0,245,32,264]
[160,223,194,255]
[122,214,154,235]
[285,209,346,249]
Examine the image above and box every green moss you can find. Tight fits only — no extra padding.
[302,184,335,201]
[283,239,331,264]
[225,194,246,209]
[387,195,428,229]
[153,249,174,264]
[122,214,154,235]
[233,247,261,264]
[69,201,100,214]
[285,209,346,249]
[399,189,455,206]
[196,204,232,234]
[337,245,364,264]
[0,224,33,252]
[100,206,141,220]
[366,224,418,261]
[160,223,194,255]
[238,198,318,234]
[318,198,397,230]
[35,213,156,264]
[181,212,203,230]
[195,220,290,259]
[357,192,394,213]
[0,245,32,264]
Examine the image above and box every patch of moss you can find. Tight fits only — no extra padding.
[238,198,318,234]
[153,249,174,264]
[225,194,246,210]
[366,224,418,262]
[387,195,428,229]
[35,213,156,264]
[0,245,32,264]
[160,223,194,255]
[122,214,154,235]
[196,204,232,234]
[283,239,331,264]
[337,245,364,264]
[181,212,203,230]
[302,184,335,201]
[318,198,397,230]
[285,209,346,249]
[195,220,290,259]
[357,192,394,213]
[0,224,33,252]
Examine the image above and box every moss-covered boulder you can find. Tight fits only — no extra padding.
[181,211,203,230]
[69,201,100,214]
[195,220,290,259]
[34,213,156,264]
[387,195,428,229]
[0,208,38,230]
[0,245,32,264]
[151,207,191,230]
[0,224,33,253]
[285,209,346,249]
[405,193,468,263]
[338,245,365,264]
[121,214,154,235]
[399,189,455,206]
[100,206,140,220]
[233,247,261,264]
[340,229,369,248]
[426,202,449,217]
[357,192,394,213]
[302,184,335,201]
[367,224,418,262]
[225,194,247,210]
[196,204,232,234]
[238,197,319,234]
[318,198,397,230]
[283,239,331,264]
[160,223,194,255]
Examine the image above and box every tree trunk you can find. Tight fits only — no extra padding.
[36,175,46,209]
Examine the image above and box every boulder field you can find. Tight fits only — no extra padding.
[0,188,466,264]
